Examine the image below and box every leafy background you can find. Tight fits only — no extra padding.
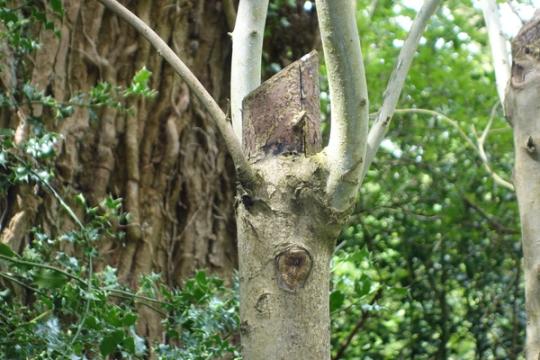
[0,0,532,359]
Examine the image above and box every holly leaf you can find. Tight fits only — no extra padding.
[330,290,345,312]
[100,330,124,356]
[0,243,16,258]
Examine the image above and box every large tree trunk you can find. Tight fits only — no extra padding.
[0,0,236,340]
[506,11,540,360]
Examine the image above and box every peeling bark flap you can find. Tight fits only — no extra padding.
[510,12,540,86]
[242,51,321,162]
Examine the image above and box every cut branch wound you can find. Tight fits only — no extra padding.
[275,246,313,292]
[242,51,321,162]
[238,52,340,359]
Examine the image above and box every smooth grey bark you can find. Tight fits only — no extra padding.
[505,12,540,360]
[237,53,341,359]
[237,156,340,359]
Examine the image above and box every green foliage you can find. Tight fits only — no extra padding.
[0,1,527,359]
[0,5,239,359]
[329,1,523,359]
[0,144,240,358]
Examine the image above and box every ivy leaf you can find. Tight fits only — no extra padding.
[122,313,138,327]
[49,0,63,15]
[132,67,151,85]
[124,67,157,98]
[330,290,345,312]
[84,316,100,330]
[195,270,208,287]
[34,270,68,289]
[0,243,16,258]
[122,336,136,354]
[105,307,122,327]
[354,275,372,297]
[100,330,124,356]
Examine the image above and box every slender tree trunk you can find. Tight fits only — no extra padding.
[237,156,340,359]
[0,0,236,340]
[237,51,343,359]
[506,12,540,359]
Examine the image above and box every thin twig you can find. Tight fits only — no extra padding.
[332,287,384,360]
[8,154,84,229]
[70,254,92,346]
[471,104,514,191]
[0,254,171,307]
[0,254,85,284]
[462,195,518,235]
[0,271,42,294]
[393,108,514,191]
[362,0,441,181]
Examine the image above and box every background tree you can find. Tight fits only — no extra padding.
[1,0,240,341]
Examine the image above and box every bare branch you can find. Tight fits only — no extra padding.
[316,0,368,211]
[95,0,256,183]
[471,105,514,191]
[361,0,441,182]
[332,288,383,360]
[231,0,269,145]
[394,108,514,191]
[481,0,511,106]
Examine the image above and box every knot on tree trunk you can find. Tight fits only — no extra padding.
[275,246,313,292]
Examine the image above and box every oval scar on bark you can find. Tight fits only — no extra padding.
[275,246,313,292]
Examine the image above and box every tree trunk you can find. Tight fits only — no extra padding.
[506,11,540,360]
[0,0,236,340]
[237,51,342,359]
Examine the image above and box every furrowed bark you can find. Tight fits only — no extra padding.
[361,0,440,181]
[97,0,256,184]
[315,0,368,211]
[238,53,340,359]
[505,12,540,359]
[231,0,269,145]
[1,0,238,342]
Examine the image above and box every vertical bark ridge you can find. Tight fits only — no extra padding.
[0,0,237,342]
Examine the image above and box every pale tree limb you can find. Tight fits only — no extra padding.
[231,0,269,144]
[394,108,514,191]
[316,0,369,211]
[481,0,511,106]
[471,105,514,191]
[95,0,256,183]
[360,0,441,182]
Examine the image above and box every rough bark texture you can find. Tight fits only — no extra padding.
[506,11,540,360]
[242,51,321,161]
[238,53,341,359]
[0,0,236,340]
[237,156,340,359]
